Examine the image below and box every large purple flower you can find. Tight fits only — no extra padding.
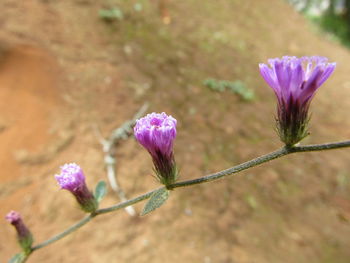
[6,210,33,252]
[55,163,97,213]
[134,112,178,186]
[259,56,336,146]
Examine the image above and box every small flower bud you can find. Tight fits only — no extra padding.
[259,56,336,146]
[134,112,178,186]
[55,163,97,213]
[6,211,33,254]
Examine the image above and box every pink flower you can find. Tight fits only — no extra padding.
[259,56,336,145]
[55,163,97,213]
[134,112,178,186]
[6,211,33,252]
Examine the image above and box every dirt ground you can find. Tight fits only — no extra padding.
[0,0,350,262]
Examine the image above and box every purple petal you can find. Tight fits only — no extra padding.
[299,65,323,102]
[259,63,279,93]
[274,60,291,101]
[318,62,336,86]
[289,62,304,96]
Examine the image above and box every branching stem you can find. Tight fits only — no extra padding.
[14,140,350,262]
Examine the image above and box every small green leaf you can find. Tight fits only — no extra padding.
[134,3,143,12]
[203,78,255,101]
[99,8,124,21]
[245,194,258,210]
[9,253,25,263]
[141,188,170,216]
[94,181,107,203]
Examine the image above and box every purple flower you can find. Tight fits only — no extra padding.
[134,112,178,186]
[55,163,97,213]
[6,210,33,253]
[259,56,336,146]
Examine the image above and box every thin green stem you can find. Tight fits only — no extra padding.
[291,140,350,152]
[169,147,289,189]
[28,188,161,254]
[31,215,93,251]
[18,140,350,262]
[168,140,350,189]
[95,187,162,215]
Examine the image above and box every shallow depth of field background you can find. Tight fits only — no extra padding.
[0,0,350,262]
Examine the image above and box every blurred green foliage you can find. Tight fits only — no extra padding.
[203,78,255,101]
[99,8,124,21]
[291,0,350,47]
[98,2,144,22]
[308,12,350,47]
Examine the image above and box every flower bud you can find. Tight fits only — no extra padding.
[259,56,336,146]
[6,211,33,254]
[55,163,97,213]
[134,112,178,186]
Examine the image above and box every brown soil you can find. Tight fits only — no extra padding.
[1,0,350,262]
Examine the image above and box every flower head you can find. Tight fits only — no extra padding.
[134,112,177,157]
[55,163,97,213]
[259,56,336,145]
[134,112,178,186]
[6,210,21,224]
[55,163,85,191]
[6,210,33,253]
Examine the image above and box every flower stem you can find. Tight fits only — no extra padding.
[169,140,350,189]
[95,188,162,215]
[31,215,93,251]
[18,139,350,261]
[291,140,350,152]
[169,147,289,189]
[29,188,160,253]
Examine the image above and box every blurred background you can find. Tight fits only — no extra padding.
[0,0,350,262]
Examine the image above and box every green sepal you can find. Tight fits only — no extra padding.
[19,235,33,255]
[141,188,170,216]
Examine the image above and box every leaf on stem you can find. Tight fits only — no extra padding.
[94,181,107,203]
[141,188,170,216]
